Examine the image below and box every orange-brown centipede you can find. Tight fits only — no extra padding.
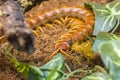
[25,6,95,60]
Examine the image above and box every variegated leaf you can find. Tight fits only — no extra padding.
[93,32,120,80]
[85,0,120,35]
[28,53,64,80]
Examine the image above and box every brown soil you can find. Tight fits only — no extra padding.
[0,0,117,80]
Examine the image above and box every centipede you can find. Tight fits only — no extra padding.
[24,0,95,61]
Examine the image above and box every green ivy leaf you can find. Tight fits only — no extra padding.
[41,53,64,80]
[85,0,120,35]
[28,66,44,80]
[93,32,120,80]
[93,32,120,52]
[28,53,64,80]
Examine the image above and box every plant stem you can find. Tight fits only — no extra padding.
[65,63,71,72]
[62,69,89,80]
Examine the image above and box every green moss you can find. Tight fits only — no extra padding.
[17,0,33,8]
[17,0,47,11]
[71,40,95,62]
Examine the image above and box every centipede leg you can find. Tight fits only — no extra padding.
[59,17,66,26]
[37,26,44,33]
[53,19,64,27]
[0,35,6,43]
[0,24,6,43]
[64,16,69,26]
[44,23,56,30]
[67,17,84,29]
[0,23,2,31]
[31,30,39,37]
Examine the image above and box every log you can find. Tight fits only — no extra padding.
[0,0,35,54]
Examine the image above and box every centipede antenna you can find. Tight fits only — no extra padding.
[44,49,60,62]
[60,49,71,58]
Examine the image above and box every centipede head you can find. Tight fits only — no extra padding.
[55,39,73,50]
[6,27,35,54]
[55,42,69,50]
